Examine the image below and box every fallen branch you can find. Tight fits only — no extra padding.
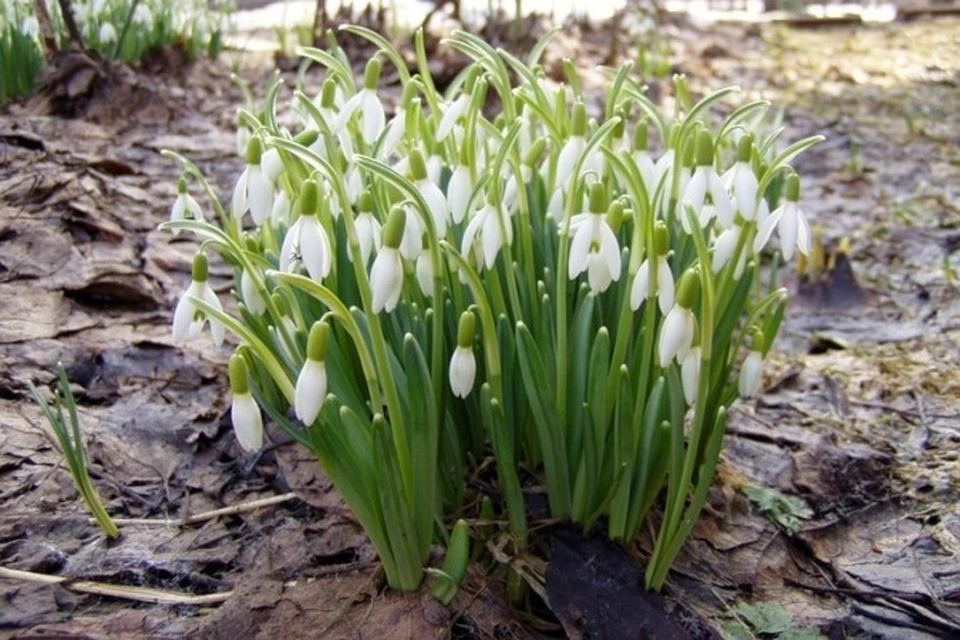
[97,491,300,527]
[0,567,232,606]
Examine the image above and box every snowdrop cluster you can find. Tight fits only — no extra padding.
[162,27,821,594]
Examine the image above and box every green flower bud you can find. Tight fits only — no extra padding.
[363,57,381,90]
[320,79,337,109]
[192,252,209,282]
[633,120,649,152]
[571,102,587,137]
[654,222,669,256]
[400,80,419,108]
[676,268,701,309]
[297,179,319,217]
[306,321,331,362]
[606,200,624,233]
[736,133,754,163]
[612,109,626,139]
[409,148,428,181]
[695,130,714,167]
[457,310,476,348]
[383,206,406,249]
[682,135,696,168]
[588,182,607,214]
[245,136,263,165]
[358,189,374,212]
[177,176,188,194]
[294,129,319,148]
[785,172,800,202]
[228,353,251,395]
[524,138,547,167]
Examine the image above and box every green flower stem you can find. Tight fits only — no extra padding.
[555,117,622,421]
[188,296,296,403]
[269,271,383,412]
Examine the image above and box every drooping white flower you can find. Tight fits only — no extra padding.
[370,208,406,313]
[630,255,674,313]
[279,181,333,282]
[753,173,811,261]
[449,346,476,399]
[132,4,153,26]
[739,349,765,398]
[232,138,273,226]
[336,59,385,145]
[722,135,760,221]
[170,177,203,231]
[228,354,263,452]
[399,204,425,261]
[427,153,443,187]
[261,147,284,184]
[461,203,511,271]
[270,188,292,226]
[449,312,477,398]
[416,253,434,297]
[682,131,733,231]
[658,269,700,366]
[21,16,39,38]
[98,22,117,44]
[555,102,589,190]
[681,346,701,405]
[447,163,473,224]
[240,269,266,315]
[355,211,382,265]
[295,322,330,426]
[712,226,741,274]
[417,177,448,237]
[437,94,471,142]
[172,253,225,347]
[568,185,621,295]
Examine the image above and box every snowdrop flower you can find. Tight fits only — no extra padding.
[410,149,448,237]
[270,188,292,226]
[712,225,742,274]
[554,102,588,192]
[436,71,475,142]
[370,207,406,313]
[739,334,766,398]
[658,269,700,366]
[311,79,341,132]
[447,162,473,224]
[240,268,266,315]
[235,114,251,157]
[722,135,760,221]
[354,192,382,265]
[568,184,621,295]
[631,121,656,192]
[379,82,418,159]
[462,202,511,271]
[169,177,203,230]
[682,131,733,232]
[652,148,675,196]
[172,252,225,347]
[279,180,333,282]
[21,16,39,38]
[504,138,546,212]
[426,152,444,187]
[754,173,811,261]
[399,204,425,261]
[261,147,284,184]
[415,252,434,297]
[630,224,674,313]
[132,4,153,26]
[232,138,273,225]
[98,21,117,45]
[449,312,477,399]
[681,345,701,405]
[295,322,330,426]
[336,58,385,145]
[228,354,263,452]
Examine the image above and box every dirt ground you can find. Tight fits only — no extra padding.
[1,14,958,639]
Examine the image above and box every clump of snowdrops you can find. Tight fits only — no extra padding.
[1,0,231,104]
[163,26,821,592]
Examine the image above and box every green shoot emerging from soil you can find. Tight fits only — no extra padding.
[162,26,822,593]
[27,364,119,539]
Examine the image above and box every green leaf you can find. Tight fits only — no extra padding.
[742,485,813,532]
[735,601,796,636]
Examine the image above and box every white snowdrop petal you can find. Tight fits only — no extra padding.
[449,346,477,398]
[231,393,263,452]
[416,254,434,297]
[681,347,701,405]
[295,359,327,425]
[362,91,385,145]
[630,259,650,310]
[567,218,594,279]
[739,351,764,398]
[753,207,783,254]
[448,166,472,224]
[232,167,250,218]
[241,269,266,315]
[247,168,273,226]
[779,202,799,261]
[656,257,675,315]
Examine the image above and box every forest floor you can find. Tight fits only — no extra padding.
[0,12,958,640]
